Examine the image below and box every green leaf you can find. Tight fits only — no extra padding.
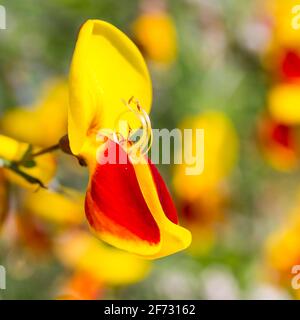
[19,144,33,163]
[22,160,37,168]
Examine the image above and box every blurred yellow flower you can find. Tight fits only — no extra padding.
[173,111,239,201]
[173,111,238,254]
[264,0,300,50]
[265,191,300,291]
[268,83,300,125]
[23,188,84,226]
[132,12,177,64]
[266,218,300,275]
[55,230,151,287]
[1,79,68,147]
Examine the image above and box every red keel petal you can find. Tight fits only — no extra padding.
[86,141,160,244]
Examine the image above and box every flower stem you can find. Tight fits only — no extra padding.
[31,144,60,158]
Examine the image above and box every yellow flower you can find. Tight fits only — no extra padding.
[132,12,177,64]
[55,230,150,286]
[266,221,300,275]
[68,19,191,259]
[264,0,300,50]
[265,190,300,288]
[173,111,239,201]
[268,83,300,125]
[23,188,84,226]
[1,79,68,147]
[173,111,238,254]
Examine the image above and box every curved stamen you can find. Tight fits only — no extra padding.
[114,97,153,157]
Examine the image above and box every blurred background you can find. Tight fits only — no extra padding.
[0,0,300,299]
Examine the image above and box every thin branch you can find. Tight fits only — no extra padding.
[31,144,60,158]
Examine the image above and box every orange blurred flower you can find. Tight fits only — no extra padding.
[132,12,177,65]
[57,271,103,300]
[257,115,300,171]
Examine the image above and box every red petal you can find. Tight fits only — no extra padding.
[85,140,160,244]
[270,122,294,150]
[148,160,178,224]
[281,50,300,81]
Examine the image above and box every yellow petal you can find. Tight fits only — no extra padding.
[55,231,151,285]
[0,134,25,161]
[265,0,300,49]
[268,83,300,125]
[1,79,68,147]
[23,188,84,226]
[265,188,300,276]
[132,13,177,64]
[69,20,152,155]
[173,112,239,201]
[133,158,192,259]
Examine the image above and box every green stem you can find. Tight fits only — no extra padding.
[0,142,61,189]
[0,136,76,189]
[1,159,47,189]
[9,165,46,189]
